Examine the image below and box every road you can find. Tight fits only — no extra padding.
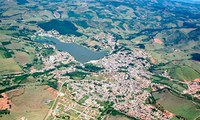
[43,78,68,120]
[43,78,98,120]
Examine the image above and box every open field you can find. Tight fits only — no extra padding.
[183,60,200,73]
[66,71,88,80]
[0,85,57,120]
[2,7,26,17]
[153,89,200,120]
[170,65,200,81]
[105,115,131,120]
[4,42,24,50]
[150,48,190,64]
[5,40,37,53]
[0,34,12,42]
[0,51,6,60]
[0,58,22,75]
[14,50,34,66]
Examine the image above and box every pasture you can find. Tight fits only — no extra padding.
[0,85,57,120]
[153,89,200,120]
[0,58,22,75]
[14,50,34,66]
[170,65,200,81]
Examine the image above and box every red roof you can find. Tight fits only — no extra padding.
[194,78,200,82]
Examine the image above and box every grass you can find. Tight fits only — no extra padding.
[66,109,80,118]
[14,50,34,66]
[151,75,187,93]
[153,89,200,120]
[0,58,22,75]
[0,51,6,60]
[170,65,200,81]
[0,85,57,120]
[86,73,111,81]
[183,60,200,73]
[76,63,103,72]
[4,42,24,50]
[0,34,12,42]
[2,8,26,17]
[150,52,168,64]
[0,49,12,59]
[105,115,131,120]
[78,95,89,104]
[65,71,88,80]
[41,48,54,57]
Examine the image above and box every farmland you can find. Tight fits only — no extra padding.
[153,89,200,120]
[0,50,7,60]
[14,50,34,66]
[105,115,131,120]
[0,58,22,75]
[0,85,57,120]
[169,65,200,81]
[4,42,24,50]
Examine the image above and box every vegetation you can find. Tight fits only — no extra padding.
[56,62,76,69]
[169,65,200,81]
[76,63,103,72]
[78,95,89,104]
[33,57,44,70]
[0,109,10,117]
[65,71,88,80]
[0,58,22,75]
[38,19,82,36]
[153,89,200,120]
[13,74,29,84]
[96,100,136,120]
[41,47,54,57]
[0,86,56,120]
[0,49,12,59]
[14,51,34,66]
[151,75,187,93]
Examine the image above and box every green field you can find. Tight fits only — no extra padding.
[183,60,200,73]
[0,51,6,59]
[0,49,12,59]
[65,71,88,80]
[151,75,187,93]
[0,58,22,75]
[169,65,200,81]
[78,95,89,104]
[4,42,24,50]
[153,89,200,120]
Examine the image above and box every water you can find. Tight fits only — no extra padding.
[136,44,145,49]
[16,0,28,5]
[75,20,89,29]
[190,53,200,61]
[37,37,107,63]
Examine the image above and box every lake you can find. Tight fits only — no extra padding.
[75,20,89,29]
[136,44,145,49]
[37,37,107,63]
[16,0,29,5]
[190,53,200,62]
